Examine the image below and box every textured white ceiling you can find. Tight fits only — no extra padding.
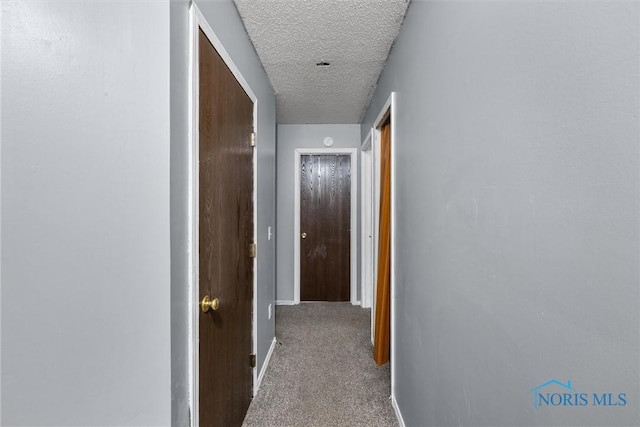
[233,0,410,124]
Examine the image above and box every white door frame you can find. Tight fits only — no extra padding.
[360,130,374,311]
[188,5,259,427]
[368,92,396,395]
[293,148,358,305]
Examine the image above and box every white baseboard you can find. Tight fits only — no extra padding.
[391,394,406,427]
[277,300,364,306]
[255,338,277,394]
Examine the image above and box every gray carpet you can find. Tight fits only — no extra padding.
[242,303,398,427]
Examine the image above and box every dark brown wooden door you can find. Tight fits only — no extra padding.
[300,154,351,301]
[198,29,253,427]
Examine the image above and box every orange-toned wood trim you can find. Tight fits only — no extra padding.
[373,118,391,365]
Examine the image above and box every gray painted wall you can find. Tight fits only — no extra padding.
[1,1,276,425]
[362,1,639,426]
[2,2,172,425]
[170,1,277,424]
[276,124,360,302]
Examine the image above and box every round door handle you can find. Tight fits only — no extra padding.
[200,295,220,313]
[301,232,307,239]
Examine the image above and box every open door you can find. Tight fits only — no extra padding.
[197,28,254,426]
[373,117,391,366]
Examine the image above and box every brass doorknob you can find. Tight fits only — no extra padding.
[200,295,220,313]
[301,232,307,239]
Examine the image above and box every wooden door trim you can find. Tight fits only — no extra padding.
[370,92,396,400]
[293,148,358,305]
[188,5,259,426]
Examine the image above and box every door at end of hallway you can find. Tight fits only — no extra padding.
[300,154,351,302]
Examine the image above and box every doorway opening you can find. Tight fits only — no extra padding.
[362,92,396,388]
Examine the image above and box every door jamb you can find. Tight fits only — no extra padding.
[360,129,373,311]
[360,129,376,345]
[188,5,259,427]
[293,148,358,305]
[371,92,396,397]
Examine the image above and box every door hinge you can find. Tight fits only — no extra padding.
[249,243,257,258]
[250,132,256,147]
[250,354,256,368]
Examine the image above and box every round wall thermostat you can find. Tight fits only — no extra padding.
[323,137,334,147]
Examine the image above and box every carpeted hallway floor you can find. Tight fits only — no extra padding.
[242,303,398,427]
